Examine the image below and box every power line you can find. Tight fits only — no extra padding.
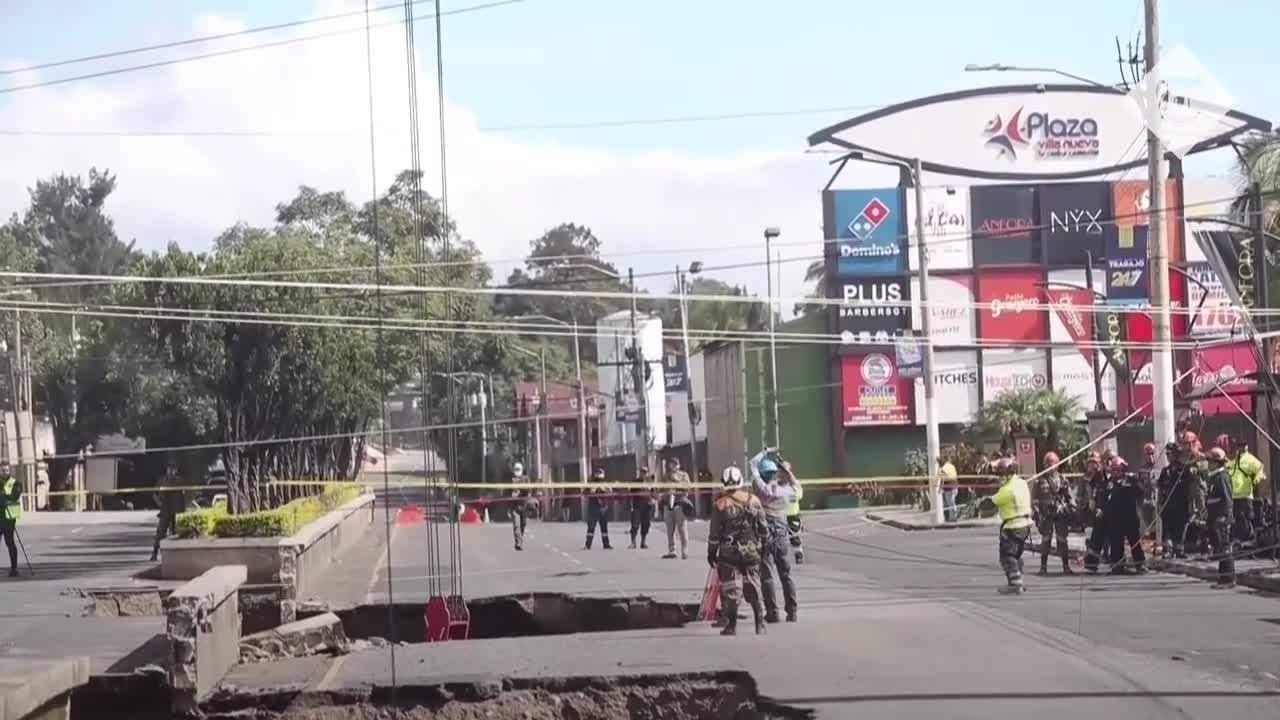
[0,0,525,96]
[0,130,353,138]
[476,103,888,133]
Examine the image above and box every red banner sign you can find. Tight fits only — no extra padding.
[978,269,1046,342]
[841,353,912,426]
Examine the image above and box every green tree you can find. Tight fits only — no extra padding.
[659,276,767,349]
[971,387,1086,455]
[794,259,827,316]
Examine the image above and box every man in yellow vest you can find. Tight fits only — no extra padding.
[1220,435,1264,545]
[1,461,22,578]
[782,460,804,565]
[940,455,959,522]
[987,457,1033,595]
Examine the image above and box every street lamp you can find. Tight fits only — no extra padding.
[675,262,703,479]
[841,151,943,524]
[762,228,782,451]
[510,343,548,482]
[963,63,1108,88]
[433,371,489,483]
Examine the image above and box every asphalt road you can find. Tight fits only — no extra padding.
[799,512,1280,690]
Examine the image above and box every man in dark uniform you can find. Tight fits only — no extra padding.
[584,467,613,550]
[1033,451,1076,575]
[1,461,22,577]
[1204,446,1236,589]
[1083,452,1111,573]
[1105,456,1147,574]
[1137,443,1158,539]
[629,465,656,549]
[509,462,532,551]
[707,465,768,636]
[1157,441,1191,558]
[151,459,187,562]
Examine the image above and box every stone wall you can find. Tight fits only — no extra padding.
[165,565,247,714]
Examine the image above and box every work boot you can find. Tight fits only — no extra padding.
[149,551,158,562]
[753,608,767,635]
[1037,560,1048,576]
[1061,562,1075,576]
[585,535,593,550]
[602,537,612,550]
[7,568,17,578]
[794,550,804,565]
[785,609,797,623]
[765,611,780,624]
[720,617,737,636]
[997,583,1025,595]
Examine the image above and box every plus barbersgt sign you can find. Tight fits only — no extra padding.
[836,277,912,346]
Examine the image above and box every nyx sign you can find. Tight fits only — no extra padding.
[1048,208,1103,234]
[1040,182,1110,266]
[833,277,912,342]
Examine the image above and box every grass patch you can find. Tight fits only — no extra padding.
[176,483,363,539]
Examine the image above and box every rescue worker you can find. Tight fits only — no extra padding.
[1032,451,1075,576]
[782,461,804,565]
[707,465,768,636]
[628,465,656,549]
[1138,442,1159,539]
[1157,442,1191,558]
[988,458,1033,594]
[749,447,799,622]
[1105,456,1147,574]
[1222,435,1265,546]
[661,458,692,559]
[1,461,21,577]
[584,467,612,550]
[509,462,531,551]
[151,459,186,562]
[1083,451,1111,573]
[1203,447,1236,588]
[1183,434,1209,555]
[940,455,959,523]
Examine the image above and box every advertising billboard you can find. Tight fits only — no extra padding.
[829,188,906,277]
[978,269,1046,342]
[1186,261,1240,337]
[971,185,1039,265]
[1040,181,1110,266]
[835,276,912,346]
[1104,225,1149,304]
[906,186,972,271]
[910,274,975,345]
[1045,268,1103,343]
[1111,178,1181,262]
[662,346,687,393]
[913,350,979,425]
[841,353,913,426]
[1190,341,1257,415]
[982,348,1049,402]
[1050,348,1116,420]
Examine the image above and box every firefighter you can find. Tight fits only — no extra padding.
[1105,456,1147,574]
[707,465,768,636]
[1157,442,1191,558]
[1204,447,1237,589]
[1083,451,1111,573]
[584,467,613,550]
[1032,451,1075,575]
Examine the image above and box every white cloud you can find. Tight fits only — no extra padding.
[0,2,888,310]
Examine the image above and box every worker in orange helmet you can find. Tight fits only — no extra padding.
[1083,450,1111,573]
[1031,451,1075,575]
[1105,456,1147,574]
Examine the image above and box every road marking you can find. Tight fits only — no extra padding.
[1261,671,1278,681]
[322,523,399,693]
[71,527,83,534]
[393,567,545,582]
[50,535,61,541]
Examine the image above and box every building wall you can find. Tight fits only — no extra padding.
[702,341,746,477]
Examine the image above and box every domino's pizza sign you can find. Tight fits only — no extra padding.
[830,188,906,277]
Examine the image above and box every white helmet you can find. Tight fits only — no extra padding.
[512,462,524,477]
[720,465,744,489]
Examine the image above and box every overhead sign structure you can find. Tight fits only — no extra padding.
[808,85,1270,181]
[826,189,906,277]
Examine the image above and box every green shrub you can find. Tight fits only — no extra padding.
[175,483,364,539]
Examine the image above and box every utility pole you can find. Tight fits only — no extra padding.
[1145,0,1177,465]
[677,265,699,477]
[763,228,782,448]
[912,158,943,524]
[628,267,651,472]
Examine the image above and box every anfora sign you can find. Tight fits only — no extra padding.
[808,85,1268,181]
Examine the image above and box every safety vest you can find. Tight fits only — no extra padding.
[785,480,803,516]
[992,475,1032,530]
[940,462,958,487]
[1229,451,1264,499]
[1,477,21,523]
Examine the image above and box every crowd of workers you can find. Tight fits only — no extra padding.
[986,430,1270,594]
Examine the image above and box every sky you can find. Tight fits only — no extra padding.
[1,0,1276,305]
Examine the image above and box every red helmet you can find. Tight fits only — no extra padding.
[1109,455,1128,470]
[1043,451,1060,465]
[1206,447,1228,463]
[1181,430,1200,449]
[1086,451,1102,465]
[1143,442,1156,455]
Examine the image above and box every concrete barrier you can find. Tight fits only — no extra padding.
[0,657,90,720]
[165,565,247,714]
[160,494,375,624]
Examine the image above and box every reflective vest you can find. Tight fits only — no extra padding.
[992,475,1032,530]
[1,477,20,523]
[1229,451,1264,499]
[940,462,958,488]
[785,480,803,516]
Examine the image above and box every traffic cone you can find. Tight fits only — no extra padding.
[482,506,490,523]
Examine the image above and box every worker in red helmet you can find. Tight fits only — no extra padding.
[1032,451,1075,575]
[1203,447,1236,588]
[1106,456,1147,574]
[1083,450,1111,573]
[1138,443,1159,540]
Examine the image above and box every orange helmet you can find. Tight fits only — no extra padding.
[1110,455,1128,470]
[1180,430,1200,449]
[1086,451,1102,465]
[1206,446,1228,463]
[1143,442,1156,455]
[1043,451,1060,466]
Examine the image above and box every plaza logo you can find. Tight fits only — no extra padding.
[846,197,892,240]
[1049,208,1104,234]
[983,107,1101,161]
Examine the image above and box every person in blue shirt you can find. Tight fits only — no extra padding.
[748,447,799,623]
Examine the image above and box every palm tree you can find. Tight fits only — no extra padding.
[973,387,1085,454]
[1232,133,1280,236]
[793,259,826,316]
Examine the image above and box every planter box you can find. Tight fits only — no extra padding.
[160,494,375,623]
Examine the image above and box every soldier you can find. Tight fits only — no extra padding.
[1137,443,1159,539]
[749,448,799,623]
[987,458,1033,595]
[151,459,187,562]
[1183,433,1209,555]
[662,458,692,559]
[1105,456,1147,574]
[584,467,613,550]
[1157,442,1191,558]
[1203,447,1236,589]
[1033,451,1075,576]
[707,465,768,636]
[628,465,656,549]
[509,462,531,551]
[1083,451,1110,573]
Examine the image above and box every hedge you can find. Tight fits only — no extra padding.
[176,483,363,539]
